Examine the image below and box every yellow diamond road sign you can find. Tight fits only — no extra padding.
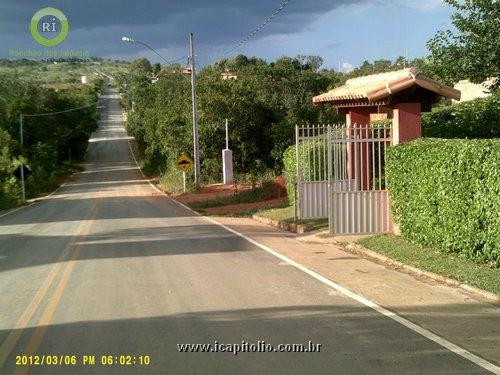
[176,153,193,172]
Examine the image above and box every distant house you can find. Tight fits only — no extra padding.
[452,78,496,103]
[221,72,237,80]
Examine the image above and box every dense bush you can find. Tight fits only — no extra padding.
[0,129,21,208]
[422,91,500,139]
[386,138,499,266]
[283,145,297,205]
[283,140,328,205]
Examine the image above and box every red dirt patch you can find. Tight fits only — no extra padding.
[174,183,253,204]
[202,198,287,215]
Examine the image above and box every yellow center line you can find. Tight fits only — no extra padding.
[0,204,97,371]
[12,204,98,375]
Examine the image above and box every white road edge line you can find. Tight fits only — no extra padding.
[0,181,68,219]
[127,141,500,374]
[0,203,35,219]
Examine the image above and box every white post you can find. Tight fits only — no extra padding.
[222,118,233,185]
[189,33,201,187]
[183,171,187,193]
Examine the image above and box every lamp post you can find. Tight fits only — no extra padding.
[188,33,200,186]
[121,37,173,66]
[122,35,201,186]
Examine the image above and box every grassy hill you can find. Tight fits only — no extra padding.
[0,59,130,84]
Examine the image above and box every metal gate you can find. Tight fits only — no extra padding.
[296,124,393,235]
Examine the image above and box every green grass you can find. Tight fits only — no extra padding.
[358,235,500,295]
[209,204,288,218]
[255,205,328,232]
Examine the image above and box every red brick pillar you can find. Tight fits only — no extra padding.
[392,103,422,145]
[346,108,371,190]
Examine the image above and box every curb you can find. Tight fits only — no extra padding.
[345,242,500,305]
[252,215,306,234]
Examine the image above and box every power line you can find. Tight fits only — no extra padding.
[168,55,189,65]
[22,98,109,117]
[224,0,290,55]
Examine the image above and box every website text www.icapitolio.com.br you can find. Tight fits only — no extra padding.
[177,341,322,355]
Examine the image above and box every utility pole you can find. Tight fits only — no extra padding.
[19,114,26,201]
[189,33,201,187]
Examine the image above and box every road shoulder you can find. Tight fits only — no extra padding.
[207,215,500,367]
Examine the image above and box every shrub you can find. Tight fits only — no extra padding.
[283,138,342,205]
[283,145,297,205]
[0,177,21,209]
[386,138,499,266]
[421,91,500,139]
[158,159,195,194]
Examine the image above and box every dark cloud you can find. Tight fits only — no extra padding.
[0,0,364,58]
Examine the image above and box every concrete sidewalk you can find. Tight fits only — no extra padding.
[210,216,500,367]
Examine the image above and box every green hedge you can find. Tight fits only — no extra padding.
[422,91,500,139]
[283,145,296,205]
[386,138,499,266]
[283,140,328,205]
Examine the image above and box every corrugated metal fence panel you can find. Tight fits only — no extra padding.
[298,181,328,219]
[298,180,358,219]
[330,190,393,235]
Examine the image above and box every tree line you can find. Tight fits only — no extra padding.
[120,55,346,185]
[0,74,102,209]
[119,0,498,190]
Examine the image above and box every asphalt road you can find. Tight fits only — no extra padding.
[0,89,493,374]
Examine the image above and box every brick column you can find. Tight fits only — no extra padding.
[392,103,422,145]
[391,102,422,236]
[346,108,371,190]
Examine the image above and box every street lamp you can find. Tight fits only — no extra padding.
[122,36,172,66]
[121,35,201,187]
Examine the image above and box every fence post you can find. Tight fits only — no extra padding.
[327,124,333,235]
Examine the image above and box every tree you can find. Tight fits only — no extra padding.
[130,57,152,75]
[153,62,161,75]
[297,55,324,72]
[427,0,500,85]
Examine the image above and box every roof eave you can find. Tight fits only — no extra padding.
[414,76,461,101]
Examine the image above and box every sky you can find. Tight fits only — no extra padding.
[0,0,454,71]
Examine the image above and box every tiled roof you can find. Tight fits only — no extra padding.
[313,67,461,104]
